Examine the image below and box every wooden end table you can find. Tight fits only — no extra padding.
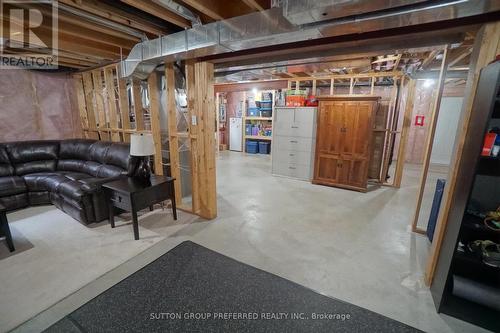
[102,175,177,240]
[0,204,15,252]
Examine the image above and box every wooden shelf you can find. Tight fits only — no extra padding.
[245,117,272,121]
[245,135,272,141]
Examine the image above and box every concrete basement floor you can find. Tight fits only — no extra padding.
[10,151,488,333]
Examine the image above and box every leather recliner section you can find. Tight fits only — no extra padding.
[0,139,137,224]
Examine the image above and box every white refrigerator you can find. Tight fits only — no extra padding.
[229,117,242,152]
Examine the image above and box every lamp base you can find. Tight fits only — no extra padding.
[134,157,152,185]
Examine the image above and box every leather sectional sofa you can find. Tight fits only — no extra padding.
[0,139,137,224]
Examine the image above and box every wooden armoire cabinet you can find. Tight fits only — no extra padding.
[313,96,380,192]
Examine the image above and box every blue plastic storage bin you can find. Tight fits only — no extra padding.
[258,141,270,154]
[246,141,259,154]
[247,108,260,117]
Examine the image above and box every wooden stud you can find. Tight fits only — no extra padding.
[74,77,90,138]
[104,68,120,141]
[380,78,400,183]
[425,22,500,286]
[147,72,164,176]
[165,63,183,206]
[393,78,417,188]
[312,79,317,96]
[349,77,354,94]
[91,70,110,140]
[186,60,200,214]
[81,72,99,139]
[411,46,450,234]
[330,78,334,95]
[132,80,145,131]
[116,66,132,142]
[370,77,375,95]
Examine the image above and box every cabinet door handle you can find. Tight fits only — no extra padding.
[289,153,295,156]
[291,126,299,129]
[290,140,298,143]
[289,166,296,170]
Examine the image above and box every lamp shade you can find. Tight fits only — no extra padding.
[130,133,155,156]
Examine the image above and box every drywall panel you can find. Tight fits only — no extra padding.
[430,97,463,165]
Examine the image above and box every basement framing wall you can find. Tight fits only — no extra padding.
[73,61,217,220]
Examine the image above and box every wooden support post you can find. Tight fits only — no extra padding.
[103,68,120,141]
[132,80,144,131]
[91,70,110,140]
[370,77,375,95]
[349,77,354,94]
[165,63,182,206]
[312,79,317,96]
[295,80,299,93]
[194,61,217,219]
[425,22,500,285]
[116,66,131,142]
[147,71,163,175]
[330,78,334,95]
[186,60,200,214]
[411,46,449,234]
[81,72,99,139]
[393,78,416,188]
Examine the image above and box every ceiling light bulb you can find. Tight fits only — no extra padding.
[423,79,434,88]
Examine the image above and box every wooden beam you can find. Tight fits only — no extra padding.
[59,0,170,36]
[116,66,132,142]
[121,0,191,28]
[165,63,183,205]
[420,50,439,70]
[147,72,164,175]
[178,0,251,20]
[448,47,473,67]
[411,46,449,234]
[104,68,121,141]
[242,0,265,11]
[393,54,402,72]
[425,22,500,286]
[393,78,416,187]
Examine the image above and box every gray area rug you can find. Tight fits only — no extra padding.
[46,241,421,332]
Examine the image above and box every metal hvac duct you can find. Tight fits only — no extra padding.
[119,0,500,79]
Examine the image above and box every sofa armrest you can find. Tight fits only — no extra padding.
[80,175,126,193]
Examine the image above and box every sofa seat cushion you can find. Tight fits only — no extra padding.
[0,176,27,196]
[56,181,88,203]
[60,171,92,181]
[22,173,69,192]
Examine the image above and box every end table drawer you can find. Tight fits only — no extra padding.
[109,191,131,210]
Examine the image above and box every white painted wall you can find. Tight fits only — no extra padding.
[430,97,463,165]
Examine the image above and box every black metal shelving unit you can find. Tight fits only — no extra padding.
[431,61,500,332]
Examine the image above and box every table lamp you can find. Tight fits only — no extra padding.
[130,133,155,183]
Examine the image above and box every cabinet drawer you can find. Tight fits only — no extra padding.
[109,191,131,210]
[274,121,315,138]
[274,135,315,152]
[273,161,311,180]
[273,149,313,166]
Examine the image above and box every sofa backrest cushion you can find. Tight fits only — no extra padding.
[58,139,136,177]
[59,139,95,160]
[0,145,14,176]
[6,141,59,175]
